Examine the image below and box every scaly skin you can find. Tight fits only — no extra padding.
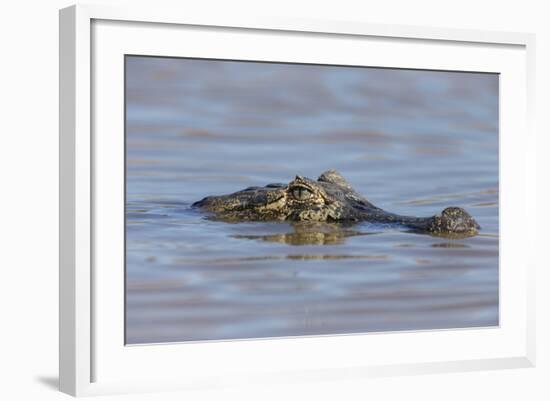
[192,170,480,236]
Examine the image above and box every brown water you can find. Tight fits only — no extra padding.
[125,56,499,344]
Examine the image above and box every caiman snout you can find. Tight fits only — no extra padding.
[430,206,480,234]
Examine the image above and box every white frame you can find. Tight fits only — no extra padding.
[59,4,536,397]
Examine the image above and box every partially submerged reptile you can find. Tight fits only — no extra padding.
[192,170,480,236]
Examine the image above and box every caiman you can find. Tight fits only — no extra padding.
[192,170,480,236]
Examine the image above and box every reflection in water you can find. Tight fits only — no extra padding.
[232,222,377,246]
[174,253,388,264]
[125,57,499,344]
[431,242,469,249]
[407,230,480,240]
[285,253,388,261]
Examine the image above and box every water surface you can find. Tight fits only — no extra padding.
[125,57,499,344]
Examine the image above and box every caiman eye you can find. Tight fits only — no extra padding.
[291,186,313,201]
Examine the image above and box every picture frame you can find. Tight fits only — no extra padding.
[59,4,536,397]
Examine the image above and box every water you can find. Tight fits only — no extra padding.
[125,56,499,344]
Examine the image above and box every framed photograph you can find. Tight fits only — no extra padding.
[59,4,536,396]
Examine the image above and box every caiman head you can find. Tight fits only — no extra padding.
[192,170,368,222]
[192,169,481,236]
